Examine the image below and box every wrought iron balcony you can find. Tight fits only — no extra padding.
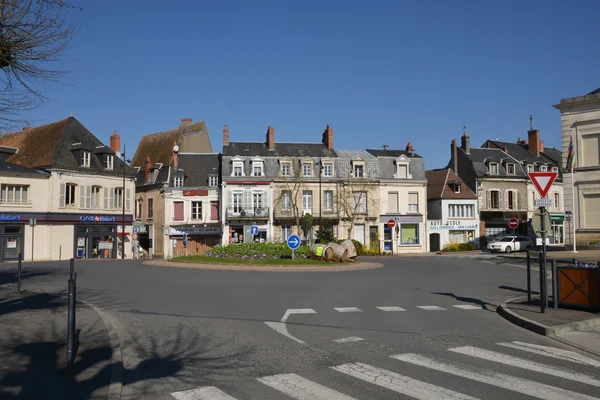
[226,207,270,219]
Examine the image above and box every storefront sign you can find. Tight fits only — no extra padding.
[169,226,221,235]
[0,215,21,221]
[80,216,116,223]
[550,214,565,222]
[429,220,478,230]
[183,189,209,196]
[383,215,423,223]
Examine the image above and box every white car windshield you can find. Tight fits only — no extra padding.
[499,238,514,242]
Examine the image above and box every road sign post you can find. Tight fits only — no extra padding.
[508,218,519,254]
[529,171,558,313]
[387,219,396,228]
[250,225,259,240]
[287,234,301,259]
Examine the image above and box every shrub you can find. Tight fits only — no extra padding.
[205,242,311,260]
[315,221,336,244]
[350,239,365,256]
[441,241,476,252]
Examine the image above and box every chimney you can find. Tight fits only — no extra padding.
[144,156,151,184]
[23,123,31,131]
[223,125,229,146]
[110,130,121,158]
[451,139,458,173]
[266,126,275,151]
[405,142,413,152]
[181,118,192,125]
[528,129,541,156]
[322,125,334,149]
[460,131,470,153]
[517,137,527,146]
[504,146,508,153]
[540,140,544,152]
[172,141,179,170]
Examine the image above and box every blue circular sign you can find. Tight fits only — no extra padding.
[287,234,301,250]
[182,233,188,248]
[250,225,259,235]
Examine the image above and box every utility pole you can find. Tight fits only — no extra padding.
[121,144,130,259]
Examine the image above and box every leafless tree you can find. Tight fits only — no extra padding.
[0,0,79,127]
[336,180,378,239]
[273,165,304,236]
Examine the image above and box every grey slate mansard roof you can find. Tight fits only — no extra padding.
[464,147,527,179]
[176,153,220,187]
[365,148,427,181]
[222,142,337,158]
[482,140,562,181]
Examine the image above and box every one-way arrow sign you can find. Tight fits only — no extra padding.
[529,171,558,199]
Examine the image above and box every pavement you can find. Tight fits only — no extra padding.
[507,248,600,263]
[0,285,116,400]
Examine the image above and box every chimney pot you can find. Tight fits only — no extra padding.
[144,156,151,184]
[527,129,541,156]
[406,142,413,152]
[266,126,275,150]
[451,139,458,173]
[322,125,334,149]
[460,132,471,153]
[223,125,229,146]
[181,118,192,125]
[110,130,121,157]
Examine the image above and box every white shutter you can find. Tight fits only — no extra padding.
[126,188,131,211]
[486,190,491,209]
[86,186,91,209]
[109,189,115,210]
[59,183,66,208]
[80,185,86,209]
[103,187,109,210]
[498,190,503,209]
[244,190,251,212]
[513,190,518,209]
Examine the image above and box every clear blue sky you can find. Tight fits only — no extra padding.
[16,0,600,169]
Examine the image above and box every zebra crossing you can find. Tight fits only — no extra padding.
[168,340,600,399]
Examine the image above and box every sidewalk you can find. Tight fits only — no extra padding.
[0,286,115,399]
[502,249,600,264]
[498,296,600,357]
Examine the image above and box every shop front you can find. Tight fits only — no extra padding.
[169,225,222,257]
[75,216,119,259]
[227,223,269,244]
[0,215,25,262]
[428,219,479,252]
[380,214,426,253]
[549,213,565,245]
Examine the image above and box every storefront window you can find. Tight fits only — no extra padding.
[400,224,419,244]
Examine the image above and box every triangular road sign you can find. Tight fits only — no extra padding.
[529,171,558,199]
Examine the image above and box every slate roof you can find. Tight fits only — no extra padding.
[177,154,220,187]
[335,149,376,159]
[484,140,561,166]
[222,142,337,158]
[131,120,210,168]
[426,168,476,200]
[134,166,169,189]
[365,149,423,158]
[588,88,600,95]
[463,147,527,178]
[0,117,135,176]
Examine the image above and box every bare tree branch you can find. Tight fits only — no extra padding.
[336,179,378,239]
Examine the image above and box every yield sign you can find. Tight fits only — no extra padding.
[529,171,558,199]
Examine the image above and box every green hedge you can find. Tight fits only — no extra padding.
[441,242,476,252]
[205,242,311,260]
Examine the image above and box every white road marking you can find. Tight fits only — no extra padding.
[334,307,362,312]
[257,373,357,399]
[452,305,483,310]
[332,362,480,400]
[497,341,600,368]
[333,336,364,343]
[392,353,598,400]
[281,308,317,323]
[377,306,406,311]
[171,386,236,400]
[416,306,446,311]
[264,321,305,344]
[450,346,600,388]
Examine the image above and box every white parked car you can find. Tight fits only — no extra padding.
[487,235,532,253]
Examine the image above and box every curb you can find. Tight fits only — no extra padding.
[2,283,124,400]
[497,295,600,358]
[143,259,384,272]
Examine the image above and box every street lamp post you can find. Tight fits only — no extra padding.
[121,144,131,259]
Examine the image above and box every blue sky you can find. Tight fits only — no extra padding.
[13,0,600,169]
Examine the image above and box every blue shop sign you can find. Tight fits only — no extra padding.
[80,216,116,223]
[0,215,21,221]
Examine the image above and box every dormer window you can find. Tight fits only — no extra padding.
[302,163,312,177]
[105,155,114,170]
[552,167,558,173]
[506,163,515,175]
[231,157,245,177]
[152,169,159,183]
[354,164,364,178]
[252,159,264,177]
[527,164,534,173]
[174,175,184,187]
[540,165,548,172]
[81,151,91,168]
[322,163,332,177]
[209,175,218,187]
[489,162,498,175]
[395,156,411,179]
[454,183,461,193]
[281,162,291,177]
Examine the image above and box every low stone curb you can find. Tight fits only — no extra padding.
[143,259,384,272]
[498,295,600,357]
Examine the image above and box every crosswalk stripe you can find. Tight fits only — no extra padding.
[170,386,236,400]
[332,362,480,400]
[391,353,598,400]
[257,373,357,399]
[334,307,362,312]
[333,336,364,343]
[449,346,600,388]
[452,305,482,310]
[377,306,406,311]
[497,341,600,368]
[416,306,446,310]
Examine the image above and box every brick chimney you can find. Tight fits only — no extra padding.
[322,125,333,149]
[451,139,458,173]
[517,137,527,146]
[172,141,179,170]
[460,131,470,154]
[144,156,151,184]
[540,140,544,152]
[405,142,413,152]
[266,126,275,151]
[223,125,229,146]
[181,118,192,125]
[528,129,541,156]
[110,130,121,158]
[504,146,508,153]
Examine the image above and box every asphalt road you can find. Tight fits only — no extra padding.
[2,253,599,400]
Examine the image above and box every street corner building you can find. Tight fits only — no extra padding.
[130,118,221,259]
[554,88,600,246]
[426,167,479,252]
[0,117,137,262]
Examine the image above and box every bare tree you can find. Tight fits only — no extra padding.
[336,180,378,239]
[0,0,79,127]
[273,165,304,236]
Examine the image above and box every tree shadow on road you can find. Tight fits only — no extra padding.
[431,292,493,311]
[498,285,539,295]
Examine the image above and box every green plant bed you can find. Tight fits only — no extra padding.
[441,242,477,252]
[171,255,338,265]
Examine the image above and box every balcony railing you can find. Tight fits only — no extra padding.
[226,207,270,219]
[273,207,339,219]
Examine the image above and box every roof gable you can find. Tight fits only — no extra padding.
[426,167,477,200]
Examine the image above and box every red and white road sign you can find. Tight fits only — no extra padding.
[508,218,519,229]
[528,171,558,199]
[387,219,396,228]
[132,232,138,240]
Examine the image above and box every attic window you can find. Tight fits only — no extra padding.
[81,151,91,168]
[489,162,498,175]
[552,167,558,173]
[174,175,184,187]
[527,164,534,173]
[454,183,461,193]
[105,155,114,170]
[506,163,515,175]
[540,165,548,172]
[232,161,244,177]
[209,175,218,187]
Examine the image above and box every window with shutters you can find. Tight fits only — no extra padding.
[135,198,142,219]
[91,186,101,209]
[352,191,367,213]
[397,164,408,178]
[210,201,219,220]
[62,183,76,207]
[388,192,399,213]
[147,198,154,219]
[408,192,419,212]
[114,188,123,209]
[79,185,91,209]
[507,190,517,210]
[173,201,184,221]
[125,188,131,211]
[0,184,29,204]
[324,190,333,210]
[489,190,500,209]
[191,201,202,220]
